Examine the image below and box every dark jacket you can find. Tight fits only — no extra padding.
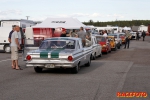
[60,34,66,37]
[142,32,146,37]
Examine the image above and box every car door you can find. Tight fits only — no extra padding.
[77,40,85,66]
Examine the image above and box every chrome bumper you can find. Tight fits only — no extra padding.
[26,63,74,68]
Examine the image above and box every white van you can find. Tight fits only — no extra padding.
[0,27,14,52]
[0,27,24,53]
[1,19,36,28]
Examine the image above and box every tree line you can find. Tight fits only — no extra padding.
[83,20,150,27]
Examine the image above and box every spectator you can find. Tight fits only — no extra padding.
[8,25,16,43]
[10,25,22,70]
[77,27,87,47]
[60,28,67,37]
[142,30,146,41]
[136,31,140,41]
[103,31,108,37]
[124,31,132,49]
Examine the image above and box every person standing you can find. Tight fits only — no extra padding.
[124,31,132,49]
[103,31,108,37]
[10,25,22,70]
[136,31,139,41]
[9,25,16,69]
[8,25,16,43]
[60,28,67,37]
[77,27,87,47]
[142,30,146,41]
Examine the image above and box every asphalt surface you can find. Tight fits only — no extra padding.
[0,37,150,100]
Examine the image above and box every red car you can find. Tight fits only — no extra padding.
[118,33,126,44]
[95,35,111,54]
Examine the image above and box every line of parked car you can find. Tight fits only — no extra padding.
[92,33,126,57]
[25,33,127,74]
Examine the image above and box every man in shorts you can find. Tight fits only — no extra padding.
[11,25,22,70]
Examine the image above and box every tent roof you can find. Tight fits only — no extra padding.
[32,17,85,29]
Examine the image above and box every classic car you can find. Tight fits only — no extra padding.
[107,36,118,51]
[118,33,126,44]
[26,37,92,74]
[95,35,111,54]
[130,31,142,40]
[130,32,136,40]
[108,34,121,49]
[91,35,102,59]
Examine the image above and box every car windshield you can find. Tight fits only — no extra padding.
[96,37,106,42]
[119,34,125,37]
[39,40,76,49]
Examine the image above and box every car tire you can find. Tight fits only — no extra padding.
[85,56,91,67]
[109,49,111,53]
[93,53,96,60]
[72,64,79,74]
[114,46,117,51]
[99,53,102,57]
[118,45,120,49]
[34,67,43,73]
[4,45,11,53]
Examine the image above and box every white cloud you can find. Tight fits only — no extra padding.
[56,13,125,19]
[0,10,22,15]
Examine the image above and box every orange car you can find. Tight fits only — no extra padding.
[107,36,117,51]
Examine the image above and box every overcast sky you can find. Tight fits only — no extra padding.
[0,0,149,22]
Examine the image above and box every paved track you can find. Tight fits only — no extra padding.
[0,37,150,100]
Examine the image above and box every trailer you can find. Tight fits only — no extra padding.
[0,19,36,28]
[0,27,24,53]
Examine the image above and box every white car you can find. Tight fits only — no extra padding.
[91,36,102,60]
[130,32,142,40]
[130,32,136,40]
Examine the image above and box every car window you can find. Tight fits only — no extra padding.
[96,37,105,42]
[119,34,125,37]
[39,40,76,49]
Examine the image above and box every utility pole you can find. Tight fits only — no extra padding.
[26,16,30,20]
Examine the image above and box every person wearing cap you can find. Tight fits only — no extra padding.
[77,27,87,47]
[60,28,67,37]
[8,25,16,43]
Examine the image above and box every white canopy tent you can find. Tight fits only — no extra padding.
[33,17,86,29]
[123,26,131,30]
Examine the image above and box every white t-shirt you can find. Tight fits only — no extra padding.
[103,33,108,37]
[11,31,20,47]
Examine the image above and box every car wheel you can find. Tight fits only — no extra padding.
[4,45,11,53]
[93,53,96,60]
[118,45,120,49]
[114,46,117,51]
[34,67,43,73]
[109,49,111,53]
[99,53,102,57]
[72,64,79,74]
[85,56,91,67]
